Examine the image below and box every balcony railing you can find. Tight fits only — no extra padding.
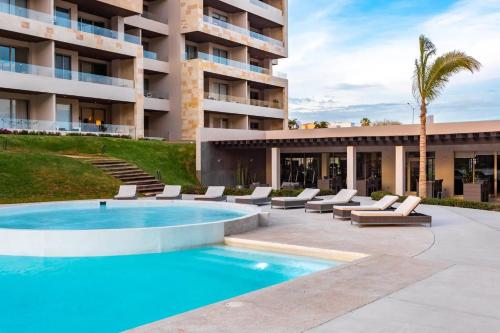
[0,61,133,88]
[0,4,141,45]
[0,118,135,136]
[0,3,52,23]
[249,0,283,16]
[189,51,287,79]
[203,15,283,47]
[204,92,282,109]
[0,61,53,77]
[143,50,158,60]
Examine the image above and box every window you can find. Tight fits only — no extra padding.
[213,117,229,129]
[78,17,110,38]
[0,98,28,121]
[81,108,106,125]
[56,103,72,130]
[211,12,228,22]
[1,0,28,17]
[55,7,71,27]
[79,61,108,83]
[213,48,228,65]
[250,121,260,130]
[0,44,28,73]
[185,45,198,60]
[210,82,228,101]
[55,54,71,80]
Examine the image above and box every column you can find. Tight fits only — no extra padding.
[395,146,405,196]
[494,153,498,197]
[321,152,329,179]
[271,147,281,190]
[347,146,356,190]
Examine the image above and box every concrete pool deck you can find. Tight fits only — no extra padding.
[132,197,500,332]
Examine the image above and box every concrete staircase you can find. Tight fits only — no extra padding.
[90,158,165,197]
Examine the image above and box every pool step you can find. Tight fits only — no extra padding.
[89,158,165,196]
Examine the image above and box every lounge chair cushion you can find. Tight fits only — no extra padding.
[394,195,422,216]
[272,196,301,202]
[335,205,383,211]
[352,210,403,217]
[114,185,137,199]
[157,185,181,198]
[372,195,400,210]
[250,187,272,198]
[297,188,321,200]
[201,186,225,198]
[307,189,357,205]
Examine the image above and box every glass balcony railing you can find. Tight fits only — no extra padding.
[189,51,287,79]
[0,61,53,76]
[0,118,135,136]
[0,61,133,88]
[0,3,52,23]
[143,50,158,60]
[204,92,283,109]
[0,4,141,45]
[203,15,284,47]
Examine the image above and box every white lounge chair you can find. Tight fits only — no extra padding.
[114,185,137,200]
[304,189,358,213]
[156,185,182,200]
[193,186,226,201]
[271,188,320,209]
[351,195,432,227]
[333,195,399,218]
[234,187,272,205]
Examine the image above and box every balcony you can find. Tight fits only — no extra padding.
[144,91,170,112]
[0,61,135,102]
[204,92,284,119]
[203,15,283,48]
[189,51,287,79]
[0,118,135,137]
[0,3,141,45]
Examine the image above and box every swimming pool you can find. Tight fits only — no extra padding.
[0,201,246,230]
[0,201,262,257]
[0,246,338,332]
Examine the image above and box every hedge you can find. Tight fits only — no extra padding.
[180,186,337,197]
[370,191,500,212]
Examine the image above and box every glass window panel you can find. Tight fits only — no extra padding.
[56,103,72,130]
[55,7,71,28]
[0,98,11,119]
[14,99,28,120]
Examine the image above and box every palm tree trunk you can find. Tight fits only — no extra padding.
[418,103,427,198]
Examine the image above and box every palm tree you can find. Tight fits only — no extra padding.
[413,35,481,198]
[314,121,330,129]
[360,118,371,127]
[288,118,299,130]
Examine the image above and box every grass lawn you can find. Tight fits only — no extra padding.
[0,135,198,204]
[0,152,121,204]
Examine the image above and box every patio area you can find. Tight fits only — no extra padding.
[133,196,500,332]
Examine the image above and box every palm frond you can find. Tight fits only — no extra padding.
[425,51,482,101]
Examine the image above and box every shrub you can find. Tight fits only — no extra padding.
[181,184,207,195]
[370,191,500,211]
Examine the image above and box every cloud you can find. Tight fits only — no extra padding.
[278,0,500,124]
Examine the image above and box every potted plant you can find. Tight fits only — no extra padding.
[462,169,486,202]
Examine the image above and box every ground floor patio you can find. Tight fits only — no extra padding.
[134,196,500,332]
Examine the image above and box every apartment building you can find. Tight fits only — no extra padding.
[0,0,288,140]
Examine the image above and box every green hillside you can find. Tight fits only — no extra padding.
[0,135,197,204]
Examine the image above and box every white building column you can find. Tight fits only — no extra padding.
[395,146,405,196]
[347,146,356,190]
[271,147,281,190]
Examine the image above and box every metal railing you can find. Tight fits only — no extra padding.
[204,92,282,109]
[203,15,283,47]
[190,51,287,78]
[0,118,135,136]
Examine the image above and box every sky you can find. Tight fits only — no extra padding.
[276,0,500,125]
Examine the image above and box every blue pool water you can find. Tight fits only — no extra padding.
[0,246,337,332]
[0,203,246,230]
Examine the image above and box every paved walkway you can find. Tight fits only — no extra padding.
[134,197,500,332]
